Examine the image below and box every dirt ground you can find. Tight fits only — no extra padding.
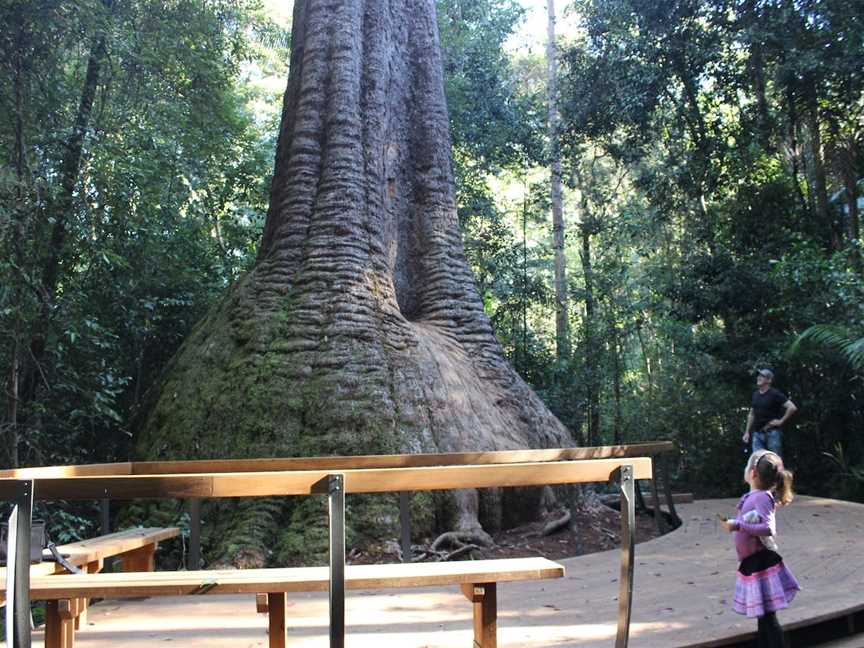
[349,501,670,565]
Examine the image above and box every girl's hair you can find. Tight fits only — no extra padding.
[747,450,795,505]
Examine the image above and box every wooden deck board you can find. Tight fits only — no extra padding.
[8,496,863,647]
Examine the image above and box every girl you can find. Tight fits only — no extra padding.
[722,450,800,648]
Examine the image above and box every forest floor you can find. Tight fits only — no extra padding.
[488,503,666,560]
[349,500,668,564]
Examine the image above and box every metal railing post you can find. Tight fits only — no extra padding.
[399,491,412,562]
[100,498,110,535]
[328,474,345,648]
[614,464,635,648]
[661,454,681,526]
[100,498,115,570]
[188,498,201,570]
[5,479,34,648]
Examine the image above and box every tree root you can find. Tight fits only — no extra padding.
[406,528,494,562]
[431,529,493,551]
[411,543,483,562]
[540,508,572,537]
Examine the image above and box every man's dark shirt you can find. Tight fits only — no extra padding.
[752,387,788,432]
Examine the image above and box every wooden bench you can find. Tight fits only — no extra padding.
[1,527,179,626]
[29,557,563,648]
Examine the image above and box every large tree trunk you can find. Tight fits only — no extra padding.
[546,0,568,359]
[135,0,573,564]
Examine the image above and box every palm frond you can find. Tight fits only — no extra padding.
[791,324,864,372]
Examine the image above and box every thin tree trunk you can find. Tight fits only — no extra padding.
[743,0,771,149]
[784,88,810,215]
[547,0,568,359]
[803,91,840,249]
[836,141,861,271]
[837,143,861,243]
[26,2,112,393]
[611,323,622,446]
[580,224,599,446]
[846,176,861,246]
[521,181,529,375]
[749,45,771,147]
[636,321,653,393]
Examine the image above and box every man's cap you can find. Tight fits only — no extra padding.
[758,368,774,380]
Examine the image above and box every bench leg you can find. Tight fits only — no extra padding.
[122,544,157,572]
[46,600,76,648]
[267,592,287,648]
[76,559,102,629]
[461,583,497,648]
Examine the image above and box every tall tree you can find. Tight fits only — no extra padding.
[135,0,573,561]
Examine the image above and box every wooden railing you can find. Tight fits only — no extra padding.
[0,443,669,648]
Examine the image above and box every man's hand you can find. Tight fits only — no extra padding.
[766,419,783,429]
[742,431,750,443]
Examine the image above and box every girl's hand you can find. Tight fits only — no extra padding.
[717,513,735,532]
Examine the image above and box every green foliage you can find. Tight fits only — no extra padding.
[0,0,284,467]
[822,443,864,502]
[792,325,864,372]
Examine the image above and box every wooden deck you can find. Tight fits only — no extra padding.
[14,495,864,647]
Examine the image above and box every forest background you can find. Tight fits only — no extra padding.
[1,0,862,543]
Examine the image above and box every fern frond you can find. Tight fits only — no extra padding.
[791,324,864,372]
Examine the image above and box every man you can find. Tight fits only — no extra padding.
[742,369,797,456]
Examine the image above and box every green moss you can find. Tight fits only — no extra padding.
[132,275,412,566]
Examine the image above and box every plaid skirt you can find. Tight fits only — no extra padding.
[733,549,800,618]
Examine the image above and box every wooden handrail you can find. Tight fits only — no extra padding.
[0,457,652,501]
[0,442,673,480]
[0,463,133,479]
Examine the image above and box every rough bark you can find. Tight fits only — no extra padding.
[135,0,573,563]
[546,0,568,358]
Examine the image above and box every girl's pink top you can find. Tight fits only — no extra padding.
[729,489,776,561]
